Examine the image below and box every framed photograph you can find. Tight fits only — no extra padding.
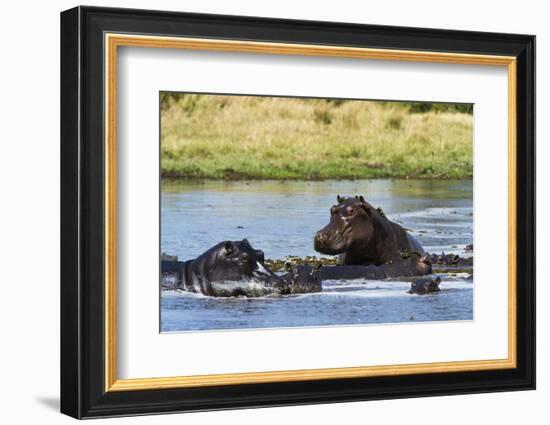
[60,6,535,419]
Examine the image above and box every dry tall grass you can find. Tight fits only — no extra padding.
[161,94,473,180]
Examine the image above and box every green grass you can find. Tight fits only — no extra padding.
[161,94,473,180]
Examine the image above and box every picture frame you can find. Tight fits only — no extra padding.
[60,5,535,419]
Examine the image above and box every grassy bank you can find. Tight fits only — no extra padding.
[161,94,473,180]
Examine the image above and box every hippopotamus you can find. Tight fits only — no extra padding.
[202,263,323,297]
[316,252,432,280]
[314,195,427,275]
[279,264,323,294]
[163,240,322,297]
[408,276,441,295]
[178,239,274,295]
[428,253,473,267]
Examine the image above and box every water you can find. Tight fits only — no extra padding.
[161,179,473,332]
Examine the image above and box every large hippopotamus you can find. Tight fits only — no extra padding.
[314,195,428,275]
[163,239,322,297]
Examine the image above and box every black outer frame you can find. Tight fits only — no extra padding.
[60,5,535,419]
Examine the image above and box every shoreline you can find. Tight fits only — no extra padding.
[160,174,474,182]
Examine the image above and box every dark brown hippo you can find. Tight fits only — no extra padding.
[279,264,323,294]
[428,252,473,267]
[408,276,441,295]
[205,263,323,297]
[316,252,432,280]
[314,195,427,273]
[162,240,322,297]
[178,239,275,295]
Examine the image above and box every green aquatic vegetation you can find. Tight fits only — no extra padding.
[265,255,338,272]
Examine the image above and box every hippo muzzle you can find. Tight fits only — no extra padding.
[313,229,347,255]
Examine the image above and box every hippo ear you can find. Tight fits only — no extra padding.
[376,206,386,217]
[224,241,234,254]
[434,276,441,286]
[359,195,365,203]
[337,194,345,204]
[360,203,372,216]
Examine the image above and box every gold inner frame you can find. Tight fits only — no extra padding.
[104,33,517,392]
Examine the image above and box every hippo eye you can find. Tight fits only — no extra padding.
[256,250,264,261]
[239,252,250,262]
[330,206,339,215]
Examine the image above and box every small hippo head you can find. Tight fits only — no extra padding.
[314,195,378,255]
[281,264,323,294]
[206,239,276,283]
[430,252,460,265]
[408,276,441,295]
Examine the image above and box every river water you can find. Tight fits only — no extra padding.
[161,179,473,332]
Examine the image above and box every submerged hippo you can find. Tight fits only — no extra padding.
[408,276,441,295]
[205,263,323,297]
[317,252,432,280]
[169,239,322,297]
[428,253,473,267]
[279,264,323,294]
[314,195,427,275]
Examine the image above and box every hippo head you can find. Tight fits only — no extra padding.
[207,239,276,283]
[408,276,441,294]
[314,195,377,255]
[281,264,323,294]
